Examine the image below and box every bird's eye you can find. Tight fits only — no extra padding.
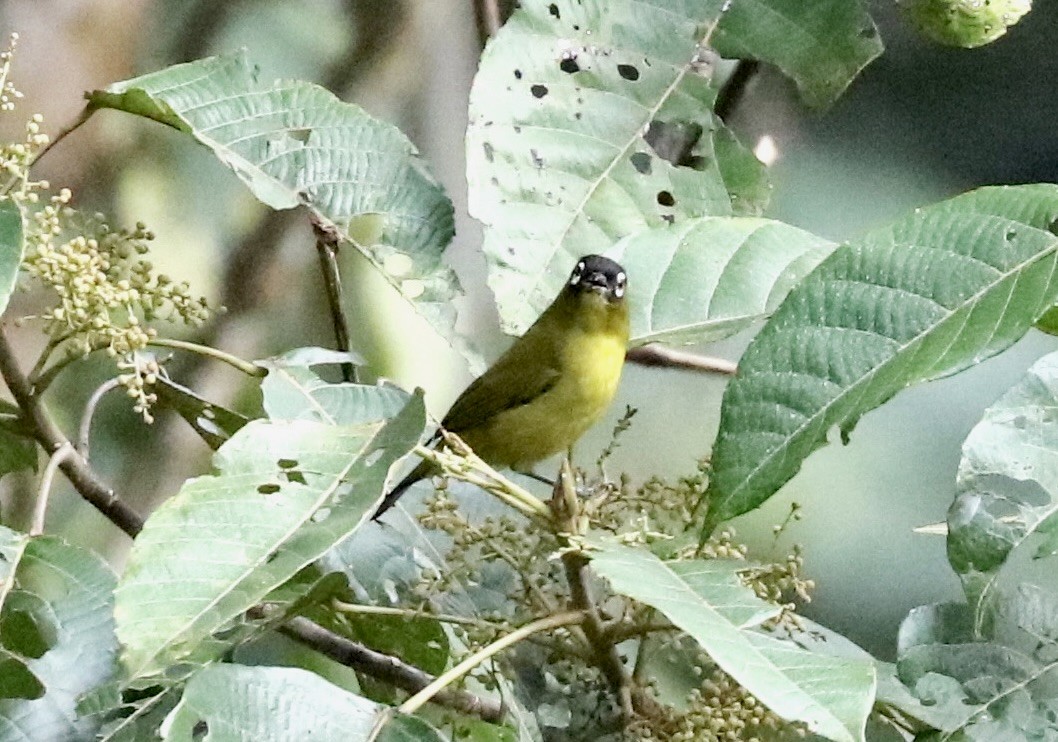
[614,271,626,298]
[569,261,585,286]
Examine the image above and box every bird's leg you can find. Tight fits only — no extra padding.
[512,465,555,487]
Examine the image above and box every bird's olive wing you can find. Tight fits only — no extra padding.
[441,352,561,433]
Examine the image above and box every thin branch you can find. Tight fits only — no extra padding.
[28,344,91,393]
[0,327,144,537]
[5,108,95,192]
[473,0,503,45]
[562,551,634,718]
[311,216,355,382]
[32,442,73,535]
[396,611,584,718]
[554,461,634,720]
[77,377,122,457]
[31,336,265,395]
[626,344,737,375]
[147,338,266,378]
[281,616,505,723]
[417,431,552,522]
[332,599,506,632]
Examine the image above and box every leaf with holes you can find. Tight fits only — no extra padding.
[896,585,1058,739]
[114,388,426,680]
[706,185,1058,534]
[467,0,768,334]
[159,664,445,741]
[610,217,836,345]
[467,0,882,334]
[949,350,1058,626]
[0,528,118,742]
[587,537,874,742]
[87,53,467,356]
[153,378,250,451]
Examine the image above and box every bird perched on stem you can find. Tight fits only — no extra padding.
[372,254,630,520]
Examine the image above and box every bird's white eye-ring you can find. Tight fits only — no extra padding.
[569,261,585,286]
[614,271,626,298]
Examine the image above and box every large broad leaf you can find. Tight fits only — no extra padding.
[896,585,1058,739]
[114,387,426,679]
[707,185,1058,533]
[712,0,882,109]
[949,350,1058,627]
[467,0,767,334]
[159,664,444,742]
[86,53,465,354]
[610,217,836,345]
[0,528,118,742]
[467,0,880,335]
[586,537,874,742]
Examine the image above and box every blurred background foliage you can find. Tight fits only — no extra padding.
[0,0,1055,663]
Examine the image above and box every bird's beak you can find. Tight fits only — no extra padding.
[583,271,609,294]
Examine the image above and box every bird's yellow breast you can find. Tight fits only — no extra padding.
[461,325,627,470]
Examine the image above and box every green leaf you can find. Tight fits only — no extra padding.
[707,184,1058,533]
[901,0,1032,49]
[88,52,465,353]
[153,377,250,451]
[949,350,1058,624]
[466,0,768,334]
[114,387,426,679]
[159,664,444,741]
[378,715,449,742]
[344,613,449,678]
[1035,304,1058,336]
[0,528,118,742]
[586,537,874,741]
[257,349,408,424]
[0,648,43,700]
[713,0,883,108]
[896,587,1058,739]
[610,217,836,345]
[0,198,23,318]
[0,425,36,479]
[85,684,182,742]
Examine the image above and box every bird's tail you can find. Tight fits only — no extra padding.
[371,457,434,521]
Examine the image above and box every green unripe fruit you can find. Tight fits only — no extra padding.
[900,0,1031,48]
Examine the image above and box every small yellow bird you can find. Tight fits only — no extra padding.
[373,254,630,520]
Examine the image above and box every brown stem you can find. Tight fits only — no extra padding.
[311,216,355,382]
[0,327,144,537]
[552,461,633,720]
[626,344,737,375]
[562,552,634,719]
[281,616,505,723]
[473,0,503,45]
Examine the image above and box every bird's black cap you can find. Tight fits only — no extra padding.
[568,255,627,300]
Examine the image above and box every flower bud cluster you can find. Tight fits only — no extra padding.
[116,353,161,423]
[664,674,802,742]
[0,41,213,421]
[22,203,211,358]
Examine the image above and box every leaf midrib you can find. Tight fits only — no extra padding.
[124,425,377,678]
[719,224,1058,513]
[598,552,853,740]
